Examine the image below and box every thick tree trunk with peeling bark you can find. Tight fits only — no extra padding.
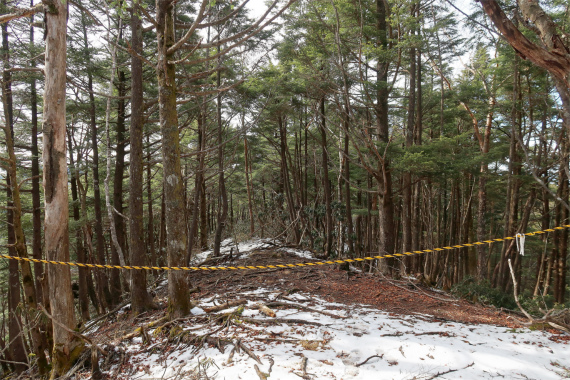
[42,0,84,376]
[156,0,191,319]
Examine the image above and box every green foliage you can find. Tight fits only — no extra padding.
[451,277,517,309]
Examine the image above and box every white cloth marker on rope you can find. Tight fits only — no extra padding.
[515,233,525,256]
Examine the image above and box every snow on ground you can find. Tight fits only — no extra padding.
[112,288,569,380]
[190,238,317,265]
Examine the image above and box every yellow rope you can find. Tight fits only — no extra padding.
[2,225,568,272]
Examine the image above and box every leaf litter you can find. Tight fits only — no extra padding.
[74,240,568,380]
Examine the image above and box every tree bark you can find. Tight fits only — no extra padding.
[376,0,395,270]
[29,7,46,308]
[479,0,570,86]
[187,108,206,264]
[320,98,333,256]
[80,5,111,311]
[69,130,91,322]
[213,55,229,255]
[156,0,191,319]
[43,0,84,375]
[130,1,155,314]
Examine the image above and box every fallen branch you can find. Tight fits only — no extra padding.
[265,301,346,319]
[203,299,247,313]
[242,317,324,327]
[293,356,311,379]
[256,303,276,318]
[254,364,268,380]
[81,300,130,333]
[414,331,456,337]
[426,362,474,379]
[238,339,262,364]
[355,354,383,367]
[119,316,169,341]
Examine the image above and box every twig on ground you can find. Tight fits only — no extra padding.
[355,354,383,367]
[293,356,311,379]
[81,300,130,333]
[242,317,324,326]
[238,340,262,364]
[265,301,347,319]
[426,362,474,379]
[203,299,247,313]
[254,364,268,380]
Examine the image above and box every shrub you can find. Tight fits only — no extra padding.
[451,276,517,309]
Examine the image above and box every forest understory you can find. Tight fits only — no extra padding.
[4,0,570,377]
[8,243,570,380]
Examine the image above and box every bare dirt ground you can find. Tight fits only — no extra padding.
[188,249,519,327]
[86,247,568,349]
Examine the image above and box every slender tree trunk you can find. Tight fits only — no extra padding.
[320,98,333,256]
[280,115,301,244]
[2,15,27,374]
[344,127,354,255]
[130,1,154,314]
[2,15,49,374]
[376,0,395,270]
[81,7,112,310]
[187,108,205,264]
[29,8,45,307]
[402,17,416,271]
[68,130,91,322]
[555,141,569,303]
[245,136,255,236]
[147,135,157,268]
[213,59,229,255]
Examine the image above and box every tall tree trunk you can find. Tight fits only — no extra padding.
[187,109,206,263]
[130,1,155,314]
[43,1,84,375]
[68,130,91,322]
[280,115,301,244]
[376,0,395,270]
[344,127,354,255]
[402,14,416,271]
[113,69,128,279]
[213,60,229,255]
[80,7,112,311]
[147,135,157,268]
[2,22,27,372]
[2,14,49,374]
[245,135,255,237]
[320,98,333,256]
[29,6,45,307]
[554,140,569,303]
[156,0,191,318]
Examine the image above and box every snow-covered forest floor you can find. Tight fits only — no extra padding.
[69,240,569,380]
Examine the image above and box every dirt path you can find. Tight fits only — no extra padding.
[188,249,521,328]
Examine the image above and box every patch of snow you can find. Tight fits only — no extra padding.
[279,247,315,260]
[110,289,570,380]
[189,238,274,265]
[191,307,205,315]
